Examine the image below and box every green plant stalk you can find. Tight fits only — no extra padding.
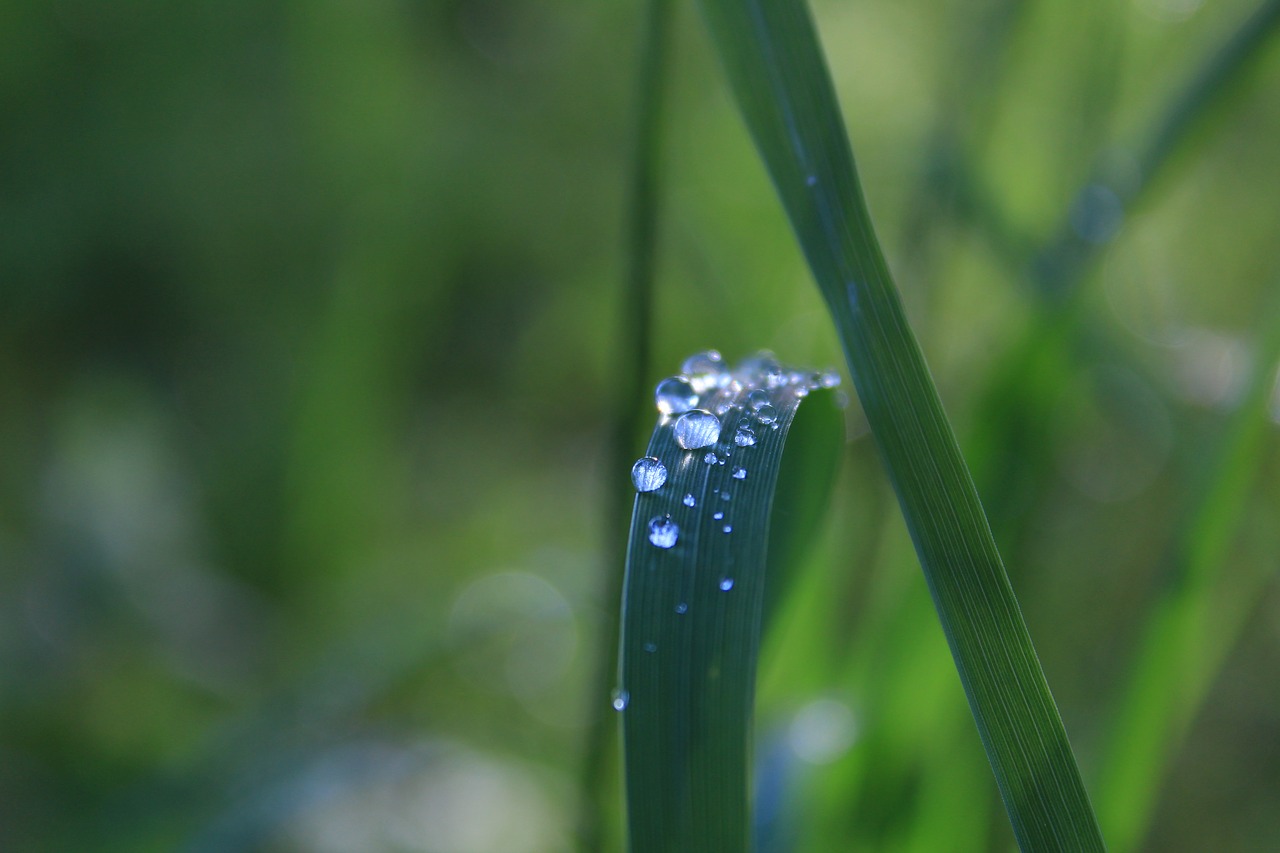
[695,1,1104,848]
[1096,290,1280,853]
[581,0,675,849]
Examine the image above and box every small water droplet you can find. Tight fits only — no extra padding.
[714,401,732,416]
[655,376,698,415]
[722,524,733,533]
[713,511,724,520]
[674,409,721,449]
[756,404,777,425]
[612,688,630,711]
[643,641,657,653]
[681,350,726,393]
[683,493,696,507]
[675,602,688,614]
[820,371,840,388]
[734,426,756,447]
[631,457,668,492]
[806,174,817,187]
[732,466,747,480]
[719,578,735,591]
[704,452,718,465]
[748,390,771,410]
[720,491,731,501]
[647,515,679,549]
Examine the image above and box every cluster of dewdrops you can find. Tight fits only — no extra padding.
[629,350,840,554]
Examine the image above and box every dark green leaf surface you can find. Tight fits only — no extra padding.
[694,1,1105,849]
[620,360,840,853]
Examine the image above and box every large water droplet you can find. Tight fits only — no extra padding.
[674,409,721,449]
[756,404,777,425]
[683,493,696,507]
[732,466,747,480]
[654,376,698,415]
[647,515,679,549]
[719,578,735,591]
[611,688,630,711]
[734,426,756,447]
[631,457,667,492]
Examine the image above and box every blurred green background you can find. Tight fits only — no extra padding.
[2,0,1279,851]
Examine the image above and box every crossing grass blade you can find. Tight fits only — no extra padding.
[620,361,841,853]
[693,1,1106,849]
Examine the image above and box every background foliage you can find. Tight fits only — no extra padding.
[2,0,1279,851]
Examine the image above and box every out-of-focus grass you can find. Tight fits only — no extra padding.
[2,1,1279,851]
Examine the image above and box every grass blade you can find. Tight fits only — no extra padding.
[1096,288,1280,852]
[620,356,841,853]
[694,2,1105,849]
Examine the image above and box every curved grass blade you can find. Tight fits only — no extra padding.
[620,353,841,853]
[693,1,1105,849]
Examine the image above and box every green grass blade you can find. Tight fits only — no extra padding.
[694,2,1106,849]
[1096,289,1280,852]
[620,357,841,853]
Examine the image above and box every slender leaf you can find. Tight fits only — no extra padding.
[694,1,1105,849]
[620,357,841,853]
[1096,288,1280,852]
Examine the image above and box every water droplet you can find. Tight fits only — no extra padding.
[719,578,735,591]
[631,457,668,492]
[741,351,785,387]
[674,410,721,449]
[655,376,698,415]
[714,401,732,416]
[647,515,679,549]
[681,350,726,393]
[683,493,696,507]
[722,524,733,533]
[748,390,771,410]
[704,452,718,465]
[820,371,840,388]
[732,466,747,480]
[720,491,731,501]
[675,602,688,614]
[756,404,777,425]
[713,511,724,520]
[734,426,756,447]
[611,688,630,711]
[643,641,657,653]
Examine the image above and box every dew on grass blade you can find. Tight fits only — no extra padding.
[612,688,630,711]
[681,350,725,393]
[643,641,657,653]
[722,524,732,533]
[647,515,679,549]
[674,410,720,449]
[732,466,747,480]
[713,511,724,520]
[756,404,777,425]
[704,452,718,465]
[654,376,698,415]
[683,493,696,507]
[719,578,735,591]
[734,426,756,447]
[631,457,667,492]
[747,390,771,410]
[675,602,688,614]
